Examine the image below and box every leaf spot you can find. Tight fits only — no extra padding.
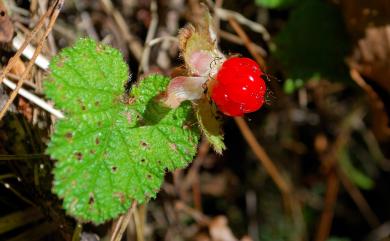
[74,152,83,161]
[140,141,149,149]
[65,132,73,141]
[88,193,95,205]
[95,137,100,145]
[111,166,117,172]
[77,99,86,110]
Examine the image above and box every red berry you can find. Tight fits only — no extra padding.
[210,57,266,116]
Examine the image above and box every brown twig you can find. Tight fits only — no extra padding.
[229,17,300,220]
[228,17,266,69]
[314,171,340,241]
[0,0,63,120]
[338,169,380,228]
[349,68,390,139]
[315,106,380,240]
[314,110,353,241]
[234,117,291,195]
[215,8,270,42]
[219,30,267,57]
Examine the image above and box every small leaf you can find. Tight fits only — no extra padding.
[195,98,225,154]
[45,39,200,223]
[273,0,351,82]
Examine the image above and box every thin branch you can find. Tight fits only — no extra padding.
[139,0,159,74]
[228,17,266,69]
[219,30,267,57]
[138,36,178,76]
[215,8,271,42]
[314,171,340,241]
[8,35,65,118]
[234,117,291,195]
[315,106,379,241]
[338,169,380,228]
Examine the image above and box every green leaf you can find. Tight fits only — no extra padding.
[255,0,298,9]
[339,149,374,190]
[45,39,200,224]
[195,98,225,154]
[273,0,351,82]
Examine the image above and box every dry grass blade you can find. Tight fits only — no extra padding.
[0,0,57,86]
[71,223,83,241]
[0,0,64,120]
[0,208,44,235]
[7,222,56,241]
[133,204,146,241]
[110,202,137,241]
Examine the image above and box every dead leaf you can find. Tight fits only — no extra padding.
[10,56,26,76]
[349,25,390,92]
[339,0,390,140]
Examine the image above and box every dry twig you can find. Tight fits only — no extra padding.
[314,171,340,241]
[0,0,63,120]
[338,169,380,228]
[228,17,266,69]
[234,117,291,195]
